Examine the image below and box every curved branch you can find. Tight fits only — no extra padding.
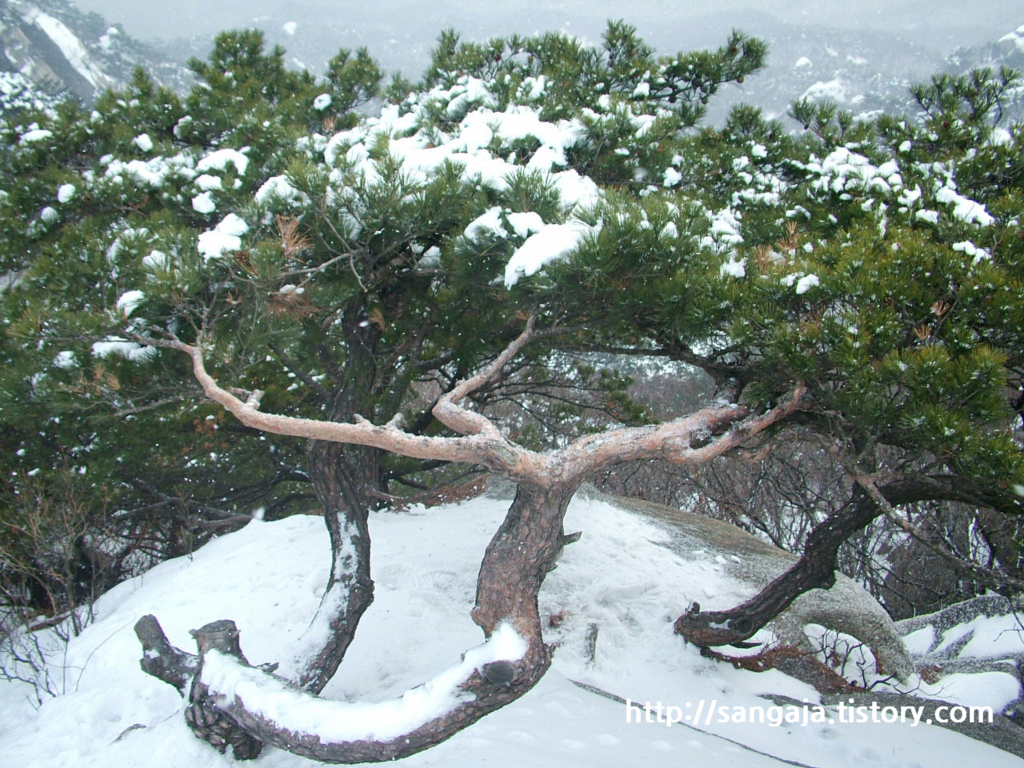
[136,336,524,472]
[674,472,1024,650]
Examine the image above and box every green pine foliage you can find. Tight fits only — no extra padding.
[2,20,1023,619]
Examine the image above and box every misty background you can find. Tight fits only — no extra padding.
[67,0,1021,75]
[56,0,1022,123]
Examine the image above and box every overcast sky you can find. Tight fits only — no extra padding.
[72,0,1023,77]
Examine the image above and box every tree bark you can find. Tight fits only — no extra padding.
[135,323,810,761]
[281,437,376,693]
[674,475,1024,648]
[194,479,579,763]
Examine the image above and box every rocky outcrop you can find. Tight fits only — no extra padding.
[578,486,916,680]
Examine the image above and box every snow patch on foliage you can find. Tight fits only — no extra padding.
[116,290,145,317]
[133,134,154,153]
[197,148,250,176]
[191,192,216,214]
[18,128,52,144]
[505,221,593,287]
[91,337,157,362]
[57,184,76,203]
[255,175,307,206]
[198,214,249,260]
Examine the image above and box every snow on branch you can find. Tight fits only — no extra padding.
[201,622,527,747]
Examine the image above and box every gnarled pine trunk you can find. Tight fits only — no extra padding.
[186,479,579,763]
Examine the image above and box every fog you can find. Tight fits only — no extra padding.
[71,0,1022,78]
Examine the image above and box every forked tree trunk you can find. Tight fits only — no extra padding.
[135,322,805,762]
[188,479,579,763]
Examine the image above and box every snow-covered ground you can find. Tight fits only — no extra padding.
[0,493,1019,767]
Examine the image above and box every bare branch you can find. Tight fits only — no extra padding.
[432,316,537,439]
[133,334,544,480]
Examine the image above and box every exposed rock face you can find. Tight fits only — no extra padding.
[578,485,915,681]
[896,595,1024,722]
[0,0,188,114]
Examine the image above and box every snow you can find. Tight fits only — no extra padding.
[27,10,112,90]
[801,79,849,104]
[115,290,146,317]
[720,257,746,278]
[90,336,158,362]
[794,56,812,68]
[2,493,1018,768]
[949,614,1024,660]
[52,350,78,369]
[197,214,249,260]
[142,250,170,271]
[795,274,820,295]
[283,21,298,35]
[203,622,527,742]
[195,174,223,192]
[191,191,217,214]
[255,175,306,206]
[999,24,1024,52]
[18,129,52,144]
[57,184,76,204]
[196,148,250,176]
[934,185,994,226]
[504,221,593,287]
[133,134,154,153]
[104,154,195,189]
[313,93,333,111]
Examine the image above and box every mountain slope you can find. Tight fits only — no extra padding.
[0,492,1019,767]
[0,0,188,115]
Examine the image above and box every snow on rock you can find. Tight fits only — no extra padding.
[999,24,1024,52]
[197,214,249,260]
[1,495,1021,768]
[26,9,114,91]
[800,78,850,104]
